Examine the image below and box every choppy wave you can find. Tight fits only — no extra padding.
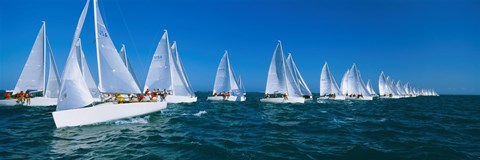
[0,93,479,159]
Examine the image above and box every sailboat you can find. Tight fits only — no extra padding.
[340,64,373,100]
[365,80,377,97]
[318,62,345,100]
[0,21,60,106]
[144,31,197,103]
[238,76,246,96]
[207,51,246,101]
[378,72,401,99]
[260,41,305,103]
[52,0,167,128]
[286,53,312,99]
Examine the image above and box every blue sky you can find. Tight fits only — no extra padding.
[1,0,479,94]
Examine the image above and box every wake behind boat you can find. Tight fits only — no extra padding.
[260,41,305,103]
[52,0,166,128]
[207,50,246,102]
[0,21,60,107]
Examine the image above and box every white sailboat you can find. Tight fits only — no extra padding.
[286,53,312,99]
[378,72,401,99]
[238,76,246,96]
[340,64,373,100]
[0,21,60,106]
[318,62,345,101]
[207,51,246,101]
[52,0,167,128]
[144,31,197,103]
[365,80,377,97]
[260,41,305,103]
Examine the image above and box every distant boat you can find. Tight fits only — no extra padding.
[378,72,401,99]
[207,51,246,101]
[340,64,373,100]
[52,0,167,128]
[0,21,60,106]
[365,79,377,97]
[237,75,246,96]
[286,53,312,99]
[260,41,305,103]
[318,62,345,101]
[144,30,197,103]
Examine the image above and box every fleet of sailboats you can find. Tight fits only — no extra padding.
[0,0,442,128]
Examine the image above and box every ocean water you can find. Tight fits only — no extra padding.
[0,92,479,159]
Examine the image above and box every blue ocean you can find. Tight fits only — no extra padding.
[1,92,479,159]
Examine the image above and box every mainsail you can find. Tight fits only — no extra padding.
[94,0,141,94]
[14,22,46,94]
[144,31,173,92]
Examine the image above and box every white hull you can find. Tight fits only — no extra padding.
[260,97,305,103]
[346,96,373,101]
[52,101,167,128]
[164,95,197,103]
[379,95,401,99]
[206,96,246,102]
[317,96,346,101]
[0,97,57,106]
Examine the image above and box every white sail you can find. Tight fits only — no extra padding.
[56,0,93,111]
[94,2,141,94]
[119,44,141,90]
[265,41,287,94]
[378,72,388,96]
[76,39,100,98]
[238,75,246,94]
[340,69,350,95]
[343,64,370,95]
[320,62,342,96]
[213,51,242,96]
[286,53,312,96]
[57,40,94,111]
[45,39,61,98]
[14,22,46,94]
[170,41,195,96]
[365,80,376,95]
[144,30,173,92]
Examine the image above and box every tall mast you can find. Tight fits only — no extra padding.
[165,30,174,92]
[42,21,47,96]
[93,0,102,92]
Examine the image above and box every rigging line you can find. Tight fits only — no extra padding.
[114,0,145,85]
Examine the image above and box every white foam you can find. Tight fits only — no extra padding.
[113,116,150,125]
[193,110,207,117]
